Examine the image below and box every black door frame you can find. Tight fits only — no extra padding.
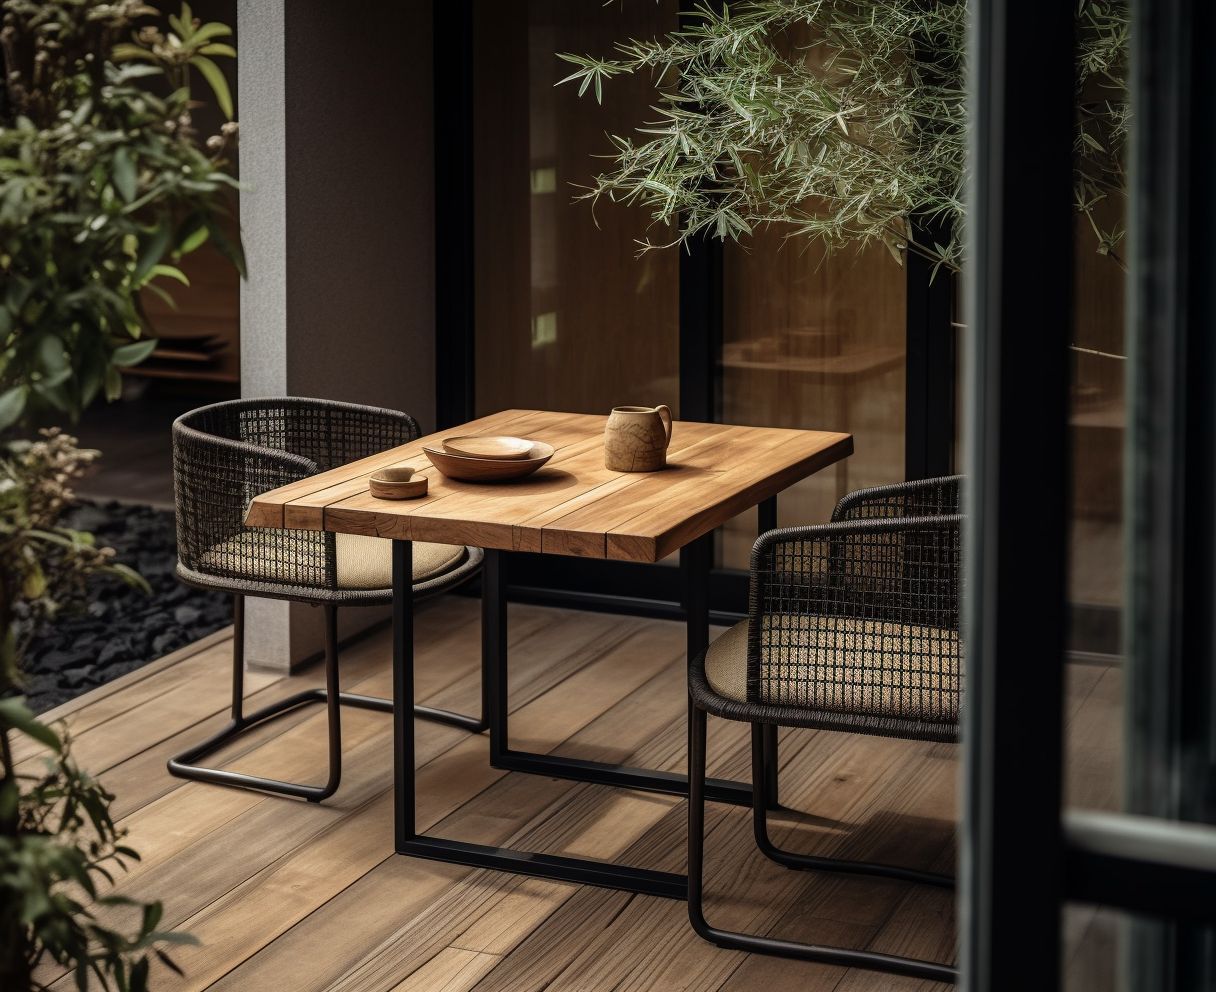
[432,0,955,621]
[963,0,1216,989]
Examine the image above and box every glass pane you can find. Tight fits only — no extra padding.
[718,232,907,567]
[1064,202,1126,814]
[1065,28,1127,813]
[1068,202,1126,659]
[1063,904,1122,991]
[472,1,680,418]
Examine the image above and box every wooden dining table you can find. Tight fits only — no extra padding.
[246,408,852,899]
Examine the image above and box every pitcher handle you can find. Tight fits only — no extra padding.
[655,404,672,446]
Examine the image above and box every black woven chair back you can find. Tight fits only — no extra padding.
[178,397,418,472]
[747,476,964,733]
[832,474,962,521]
[172,398,418,592]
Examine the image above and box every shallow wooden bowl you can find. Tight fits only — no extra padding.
[423,441,554,483]
[442,435,534,460]
[369,467,428,500]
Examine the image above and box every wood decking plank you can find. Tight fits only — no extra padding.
[203,640,691,992]
[23,598,1121,992]
[87,609,685,992]
[12,631,240,765]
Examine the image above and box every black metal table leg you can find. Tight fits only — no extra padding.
[484,535,755,808]
[484,547,508,765]
[393,526,769,899]
[393,539,415,851]
[394,539,688,899]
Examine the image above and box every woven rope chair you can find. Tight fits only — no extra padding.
[168,397,485,803]
[687,476,963,982]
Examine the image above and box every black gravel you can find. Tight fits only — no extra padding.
[19,501,232,714]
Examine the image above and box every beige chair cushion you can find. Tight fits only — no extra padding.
[705,615,960,722]
[334,533,465,589]
[198,531,466,589]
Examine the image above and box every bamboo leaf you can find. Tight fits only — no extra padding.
[105,366,124,401]
[0,697,62,752]
[146,264,190,287]
[111,43,155,62]
[177,221,210,256]
[190,23,233,46]
[135,223,174,284]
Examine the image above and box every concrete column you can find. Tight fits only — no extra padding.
[237,0,436,671]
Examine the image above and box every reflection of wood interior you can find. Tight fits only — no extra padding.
[1070,200,1125,518]
[134,241,239,383]
[719,232,906,567]
[721,341,904,377]
[1070,196,1126,611]
[473,1,679,419]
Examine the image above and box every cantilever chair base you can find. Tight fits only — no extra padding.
[684,476,964,982]
[687,700,957,983]
[167,689,485,804]
[168,398,489,803]
[167,586,486,803]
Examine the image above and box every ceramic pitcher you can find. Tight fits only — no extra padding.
[604,405,673,472]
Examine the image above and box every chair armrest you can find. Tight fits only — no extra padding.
[173,423,334,584]
[173,422,320,503]
[745,514,963,723]
[831,475,963,521]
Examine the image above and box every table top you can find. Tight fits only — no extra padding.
[245,409,852,563]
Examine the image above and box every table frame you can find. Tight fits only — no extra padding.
[392,497,780,901]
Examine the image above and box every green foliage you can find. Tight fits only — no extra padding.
[0,0,243,429]
[0,428,147,684]
[558,0,1129,271]
[0,701,195,992]
[0,431,188,992]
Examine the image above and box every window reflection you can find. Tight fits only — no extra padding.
[718,233,908,567]
[473,1,680,419]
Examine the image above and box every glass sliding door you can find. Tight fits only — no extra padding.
[452,0,956,614]
[964,1,1216,990]
[718,233,909,568]
[472,0,680,419]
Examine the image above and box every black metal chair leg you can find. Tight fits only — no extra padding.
[686,702,957,983]
[749,724,953,889]
[168,597,486,803]
[762,722,779,809]
[168,601,344,802]
[319,604,342,798]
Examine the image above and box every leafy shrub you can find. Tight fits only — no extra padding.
[1,429,191,991]
[0,0,242,429]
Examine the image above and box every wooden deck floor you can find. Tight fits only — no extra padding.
[23,596,1120,992]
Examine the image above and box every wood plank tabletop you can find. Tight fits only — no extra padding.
[245,410,852,563]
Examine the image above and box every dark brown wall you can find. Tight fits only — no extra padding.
[283,2,436,427]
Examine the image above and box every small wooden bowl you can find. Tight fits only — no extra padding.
[423,442,554,482]
[442,435,534,460]
[369,467,428,500]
